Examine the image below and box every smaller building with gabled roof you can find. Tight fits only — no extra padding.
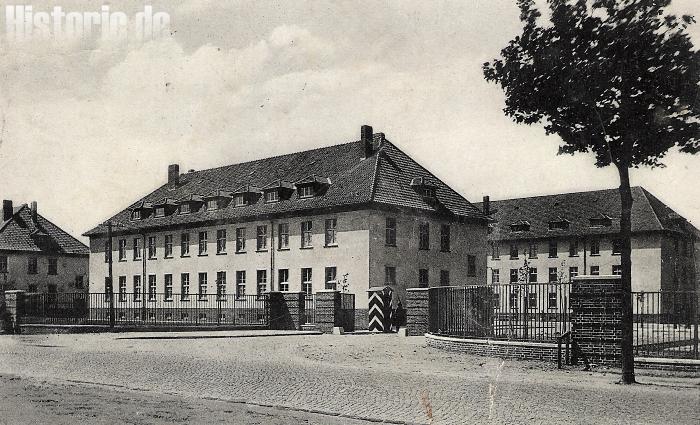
[476,187,698,294]
[0,200,89,293]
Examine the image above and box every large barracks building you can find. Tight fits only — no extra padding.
[84,126,489,325]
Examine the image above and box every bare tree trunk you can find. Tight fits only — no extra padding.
[616,163,636,384]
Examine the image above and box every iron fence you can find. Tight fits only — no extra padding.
[21,292,269,327]
[430,283,572,342]
[338,292,355,332]
[633,291,699,359]
[304,294,315,324]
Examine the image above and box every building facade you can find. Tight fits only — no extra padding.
[0,200,89,293]
[478,187,698,296]
[84,126,488,325]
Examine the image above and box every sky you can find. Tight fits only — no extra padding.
[0,0,699,244]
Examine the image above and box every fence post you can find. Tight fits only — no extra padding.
[4,290,26,334]
[315,290,340,334]
[406,288,430,336]
[269,291,305,330]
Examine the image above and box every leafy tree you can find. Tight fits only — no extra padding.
[484,0,700,384]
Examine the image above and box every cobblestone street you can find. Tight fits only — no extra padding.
[0,332,697,424]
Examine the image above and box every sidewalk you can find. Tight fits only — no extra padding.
[114,329,322,340]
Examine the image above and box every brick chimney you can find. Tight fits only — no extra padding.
[3,200,13,222]
[168,164,179,187]
[483,195,490,216]
[361,125,373,159]
[31,201,38,224]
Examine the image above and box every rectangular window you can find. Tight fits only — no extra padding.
[440,224,450,252]
[75,275,84,289]
[612,239,622,255]
[133,275,142,302]
[198,272,208,300]
[118,239,127,261]
[104,277,112,301]
[154,207,165,217]
[148,274,156,301]
[28,256,38,274]
[419,222,430,250]
[278,269,289,292]
[612,265,622,275]
[180,273,190,301]
[548,240,558,258]
[569,267,579,282]
[419,269,429,287]
[548,292,557,309]
[198,231,208,255]
[207,199,218,211]
[164,235,173,258]
[299,185,314,198]
[325,267,337,290]
[236,271,246,299]
[48,258,58,275]
[569,240,578,257]
[509,292,518,310]
[217,229,227,254]
[257,270,268,296]
[278,223,289,249]
[528,293,537,309]
[590,265,600,276]
[384,266,396,285]
[467,255,476,277]
[236,228,246,252]
[325,219,337,246]
[133,238,142,260]
[510,269,518,283]
[491,242,500,259]
[233,193,246,206]
[180,233,190,256]
[301,221,313,248]
[257,225,268,251]
[164,274,173,301]
[265,190,279,203]
[510,244,518,259]
[148,236,157,259]
[302,268,313,295]
[217,271,226,299]
[118,276,127,302]
[528,242,538,259]
[104,241,110,263]
[180,203,191,214]
[529,267,538,283]
[590,239,600,256]
[440,270,450,286]
[386,217,397,246]
[549,267,558,283]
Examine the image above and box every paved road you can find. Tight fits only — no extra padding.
[0,332,697,424]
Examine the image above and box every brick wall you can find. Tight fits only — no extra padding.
[269,292,305,330]
[406,288,429,336]
[426,334,558,361]
[570,276,622,365]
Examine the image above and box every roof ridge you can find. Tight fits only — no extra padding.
[637,187,672,230]
[186,140,360,177]
[486,186,645,203]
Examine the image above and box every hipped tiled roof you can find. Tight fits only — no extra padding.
[0,205,89,255]
[84,135,486,236]
[477,187,698,242]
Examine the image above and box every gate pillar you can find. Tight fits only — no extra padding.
[367,286,393,332]
[3,290,25,334]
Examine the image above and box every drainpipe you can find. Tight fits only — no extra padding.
[142,232,147,320]
[270,219,275,292]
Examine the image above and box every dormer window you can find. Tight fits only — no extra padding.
[233,193,247,206]
[154,207,165,218]
[130,201,153,220]
[410,177,437,200]
[589,214,612,227]
[132,210,141,220]
[180,203,191,214]
[548,217,570,230]
[207,199,218,210]
[265,190,280,203]
[510,221,530,232]
[203,190,232,211]
[299,185,314,198]
[178,195,203,214]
